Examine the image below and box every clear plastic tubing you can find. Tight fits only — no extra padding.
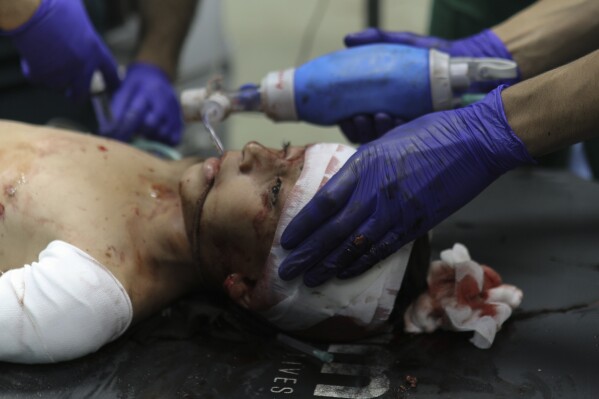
[227,84,262,114]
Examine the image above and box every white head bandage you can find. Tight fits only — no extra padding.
[252,143,413,332]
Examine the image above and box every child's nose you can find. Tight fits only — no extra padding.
[239,141,283,172]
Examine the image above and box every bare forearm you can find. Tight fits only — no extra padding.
[135,0,199,80]
[502,50,599,157]
[493,0,599,79]
[0,0,40,30]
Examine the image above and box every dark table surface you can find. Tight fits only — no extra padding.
[1,169,598,399]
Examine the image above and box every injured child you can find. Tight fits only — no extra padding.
[0,120,522,364]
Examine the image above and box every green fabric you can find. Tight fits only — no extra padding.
[0,84,96,130]
[429,0,535,39]
[0,39,25,90]
[583,138,599,178]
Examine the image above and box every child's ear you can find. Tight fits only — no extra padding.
[222,273,255,309]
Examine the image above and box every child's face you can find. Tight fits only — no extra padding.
[179,141,306,293]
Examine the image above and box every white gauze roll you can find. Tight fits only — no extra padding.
[253,143,413,332]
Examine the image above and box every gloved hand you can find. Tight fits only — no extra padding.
[345,27,514,62]
[4,0,120,101]
[279,86,534,287]
[100,62,183,145]
[338,113,405,144]
[338,28,518,142]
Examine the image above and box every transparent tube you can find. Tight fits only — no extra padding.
[226,84,262,114]
[201,101,226,156]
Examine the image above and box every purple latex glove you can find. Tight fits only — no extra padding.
[338,113,405,144]
[338,28,519,142]
[3,0,120,101]
[279,86,534,287]
[101,62,183,146]
[345,27,513,60]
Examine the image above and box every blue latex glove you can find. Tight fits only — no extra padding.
[3,0,120,101]
[100,62,183,146]
[279,86,534,287]
[339,28,519,141]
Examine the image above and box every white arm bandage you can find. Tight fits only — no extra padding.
[0,241,132,364]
